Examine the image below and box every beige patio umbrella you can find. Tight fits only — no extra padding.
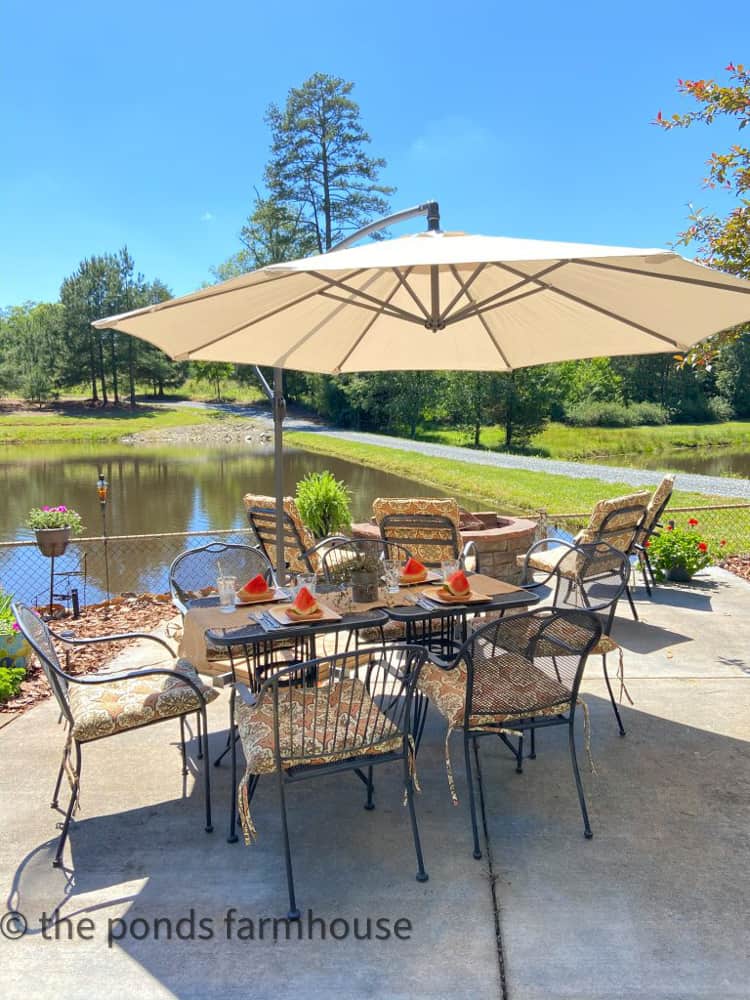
[93,206,750,577]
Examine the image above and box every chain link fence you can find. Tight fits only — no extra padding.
[541,503,750,557]
[0,528,255,609]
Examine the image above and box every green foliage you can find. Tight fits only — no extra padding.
[656,63,750,365]
[706,396,735,422]
[564,400,669,427]
[295,470,352,538]
[25,505,85,535]
[0,665,26,703]
[647,520,718,581]
[190,362,235,402]
[265,72,394,253]
[0,590,18,635]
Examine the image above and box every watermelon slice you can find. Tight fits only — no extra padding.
[236,573,271,602]
[444,569,470,597]
[400,557,427,582]
[287,585,321,618]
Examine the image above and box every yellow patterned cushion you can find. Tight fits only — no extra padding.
[373,497,461,565]
[419,654,571,729]
[69,659,218,742]
[236,679,402,774]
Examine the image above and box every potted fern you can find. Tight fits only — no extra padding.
[26,505,85,557]
[295,471,352,539]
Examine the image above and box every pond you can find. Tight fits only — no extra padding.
[596,447,750,479]
[0,442,475,604]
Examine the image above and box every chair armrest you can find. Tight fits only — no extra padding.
[51,629,177,659]
[302,535,351,558]
[235,684,258,707]
[62,665,211,705]
[519,537,579,585]
[427,640,465,671]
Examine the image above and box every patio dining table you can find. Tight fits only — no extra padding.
[177,573,537,842]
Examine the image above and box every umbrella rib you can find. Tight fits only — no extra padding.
[392,267,431,321]
[575,257,750,293]
[439,263,487,323]
[172,278,356,358]
[332,271,407,373]
[95,267,301,329]
[308,271,425,325]
[448,264,512,369]
[318,289,426,324]
[447,261,568,324]
[490,260,686,349]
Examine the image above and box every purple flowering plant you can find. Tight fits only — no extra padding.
[25,504,84,535]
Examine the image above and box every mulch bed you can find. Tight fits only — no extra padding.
[1,595,179,717]
[719,555,750,584]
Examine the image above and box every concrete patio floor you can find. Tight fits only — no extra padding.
[1,568,748,999]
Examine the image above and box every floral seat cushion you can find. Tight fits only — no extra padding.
[236,678,402,776]
[418,653,572,730]
[68,659,218,743]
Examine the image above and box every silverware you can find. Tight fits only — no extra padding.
[260,612,281,631]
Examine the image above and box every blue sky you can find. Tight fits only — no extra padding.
[1,0,744,305]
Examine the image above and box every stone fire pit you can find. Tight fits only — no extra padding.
[351,511,538,585]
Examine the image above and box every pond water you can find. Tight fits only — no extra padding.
[597,447,750,479]
[0,442,475,603]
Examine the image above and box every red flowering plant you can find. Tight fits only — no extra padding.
[646,518,718,582]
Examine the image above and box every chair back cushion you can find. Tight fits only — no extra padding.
[576,490,651,556]
[637,475,675,542]
[373,497,461,566]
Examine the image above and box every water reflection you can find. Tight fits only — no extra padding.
[0,443,473,604]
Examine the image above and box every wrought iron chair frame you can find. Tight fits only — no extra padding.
[169,541,276,616]
[428,608,601,858]
[235,643,429,918]
[244,500,347,575]
[633,479,675,596]
[12,603,213,868]
[378,512,480,572]
[521,539,633,735]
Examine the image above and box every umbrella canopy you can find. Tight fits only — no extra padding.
[94,231,750,372]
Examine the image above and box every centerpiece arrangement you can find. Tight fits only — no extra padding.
[646,518,724,583]
[25,505,85,557]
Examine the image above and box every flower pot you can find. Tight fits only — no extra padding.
[0,631,31,671]
[35,527,71,557]
[351,570,379,604]
[666,566,692,583]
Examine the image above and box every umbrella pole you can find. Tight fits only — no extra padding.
[273,367,286,586]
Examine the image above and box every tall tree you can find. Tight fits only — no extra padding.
[655,63,750,363]
[264,72,394,253]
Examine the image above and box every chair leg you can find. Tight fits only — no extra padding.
[464,734,482,860]
[51,740,68,809]
[179,716,188,776]
[624,583,639,621]
[602,654,626,737]
[213,728,233,767]
[568,719,592,839]
[53,742,81,868]
[529,723,536,760]
[644,550,657,593]
[403,753,428,882]
[227,688,238,843]
[515,733,524,773]
[276,768,300,920]
[638,552,653,597]
[195,710,203,759]
[200,705,213,834]
[364,766,375,810]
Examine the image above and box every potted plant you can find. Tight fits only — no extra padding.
[0,590,30,704]
[646,518,720,583]
[295,471,352,539]
[25,505,85,557]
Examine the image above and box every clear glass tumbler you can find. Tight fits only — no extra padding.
[217,575,237,612]
[383,559,401,594]
[295,573,317,597]
[441,559,460,581]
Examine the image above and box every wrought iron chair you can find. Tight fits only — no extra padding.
[519,489,651,619]
[243,493,348,576]
[520,540,634,735]
[234,644,429,918]
[169,541,276,616]
[419,609,601,857]
[319,537,412,584]
[373,497,479,571]
[633,475,675,595]
[13,603,217,868]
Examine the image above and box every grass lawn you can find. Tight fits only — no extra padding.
[416,420,750,460]
[288,431,750,554]
[0,404,231,444]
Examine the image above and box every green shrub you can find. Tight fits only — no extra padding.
[0,665,25,703]
[706,396,735,422]
[295,471,352,539]
[564,400,669,427]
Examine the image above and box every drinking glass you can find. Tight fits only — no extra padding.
[383,559,401,594]
[294,573,317,597]
[217,575,237,612]
[441,559,460,581]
